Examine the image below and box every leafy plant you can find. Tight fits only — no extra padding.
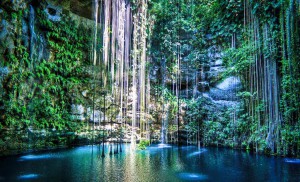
[137,139,150,150]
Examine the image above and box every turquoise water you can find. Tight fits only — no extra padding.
[0,144,300,181]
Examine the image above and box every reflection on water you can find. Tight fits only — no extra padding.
[157,144,172,148]
[187,149,207,158]
[0,144,300,181]
[177,172,208,181]
[284,158,300,164]
[18,174,39,180]
[18,154,59,161]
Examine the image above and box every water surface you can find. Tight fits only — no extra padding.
[0,144,299,181]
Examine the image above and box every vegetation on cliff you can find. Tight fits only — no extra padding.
[0,0,300,157]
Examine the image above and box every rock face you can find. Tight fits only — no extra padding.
[205,76,241,108]
[0,0,96,121]
[0,67,9,79]
[207,46,225,84]
[87,108,103,123]
[71,104,105,123]
[71,104,85,121]
[46,0,93,19]
[0,0,27,11]
[205,46,242,108]
[151,43,242,108]
[44,4,62,21]
[209,76,241,101]
[0,19,15,54]
[0,67,9,100]
[168,45,241,103]
[1,0,94,20]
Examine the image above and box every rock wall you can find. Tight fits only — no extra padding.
[0,0,102,155]
[149,41,242,145]
[168,44,242,104]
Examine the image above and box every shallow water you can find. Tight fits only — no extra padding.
[0,144,300,181]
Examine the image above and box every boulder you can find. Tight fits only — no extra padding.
[208,76,241,101]
[215,76,241,91]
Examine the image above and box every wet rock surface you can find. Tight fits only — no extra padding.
[208,76,241,101]
[46,0,93,19]
[44,4,62,21]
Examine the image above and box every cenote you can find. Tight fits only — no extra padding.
[1,0,300,181]
[1,144,300,181]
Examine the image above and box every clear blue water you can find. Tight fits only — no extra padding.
[0,144,300,181]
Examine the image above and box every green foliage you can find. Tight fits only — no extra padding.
[152,85,179,119]
[148,0,300,157]
[184,98,206,124]
[250,0,281,22]
[137,139,150,150]
[149,0,198,65]
[222,42,255,76]
[192,0,243,48]
[1,7,91,131]
[184,121,198,140]
[280,124,300,156]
